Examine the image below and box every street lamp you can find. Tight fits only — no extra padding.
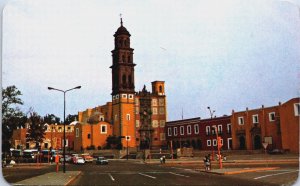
[48,86,81,173]
[207,106,215,161]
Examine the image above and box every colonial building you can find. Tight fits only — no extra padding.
[11,123,75,150]
[166,116,232,151]
[231,97,299,153]
[75,19,167,151]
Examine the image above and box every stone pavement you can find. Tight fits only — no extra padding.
[12,171,81,186]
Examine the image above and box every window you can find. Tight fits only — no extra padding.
[159,85,163,92]
[217,125,222,134]
[67,126,71,132]
[87,134,91,139]
[152,108,158,115]
[116,95,119,99]
[194,124,199,134]
[136,120,140,128]
[125,136,131,141]
[227,124,231,134]
[122,94,127,99]
[238,117,244,125]
[129,94,134,99]
[160,133,166,140]
[126,114,130,121]
[252,114,259,124]
[220,139,223,145]
[187,125,191,135]
[152,120,158,128]
[180,126,184,135]
[168,128,172,136]
[174,127,178,136]
[294,103,300,116]
[122,75,126,84]
[212,125,216,135]
[152,99,157,106]
[99,116,104,121]
[213,139,217,146]
[159,99,164,106]
[101,125,107,134]
[58,127,62,132]
[207,140,211,146]
[206,126,210,135]
[76,128,79,137]
[159,107,165,115]
[160,120,165,128]
[115,114,118,121]
[269,112,275,122]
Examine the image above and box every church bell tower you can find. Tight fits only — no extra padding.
[110,18,136,148]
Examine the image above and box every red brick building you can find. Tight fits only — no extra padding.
[166,116,232,151]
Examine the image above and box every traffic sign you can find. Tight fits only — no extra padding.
[262,142,268,149]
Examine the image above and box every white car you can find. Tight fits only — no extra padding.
[76,157,85,164]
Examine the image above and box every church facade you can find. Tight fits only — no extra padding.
[75,19,167,151]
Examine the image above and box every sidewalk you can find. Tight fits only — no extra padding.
[12,171,81,186]
[198,167,280,175]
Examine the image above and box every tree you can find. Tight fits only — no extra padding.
[65,114,78,124]
[26,111,46,149]
[2,86,27,153]
[43,114,60,124]
[105,135,123,150]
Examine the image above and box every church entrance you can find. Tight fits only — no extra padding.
[239,136,246,150]
[254,135,261,149]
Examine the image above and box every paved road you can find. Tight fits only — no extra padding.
[69,160,281,186]
[2,160,298,185]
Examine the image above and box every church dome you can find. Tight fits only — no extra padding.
[114,18,131,36]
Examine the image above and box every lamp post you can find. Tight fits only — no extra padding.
[207,106,215,161]
[48,86,81,173]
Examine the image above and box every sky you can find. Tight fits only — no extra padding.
[1,0,300,121]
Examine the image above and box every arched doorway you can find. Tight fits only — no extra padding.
[239,136,246,150]
[254,135,261,149]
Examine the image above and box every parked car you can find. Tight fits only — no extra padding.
[75,157,85,164]
[60,154,72,163]
[96,157,108,165]
[23,149,38,162]
[81,153,93,163]
[71,154,79,164]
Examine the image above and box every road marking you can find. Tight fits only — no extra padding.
[138,173,156,179]
[169,172,190,177]
[254,170,299,180]
[108,173,115,181]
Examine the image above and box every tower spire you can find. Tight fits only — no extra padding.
[120,13,123,26]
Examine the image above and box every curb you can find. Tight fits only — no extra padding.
[200,167,280,175]
[65,171,82,186]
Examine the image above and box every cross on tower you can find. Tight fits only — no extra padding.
[119,13,123,26]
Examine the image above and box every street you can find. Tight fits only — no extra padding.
[2,159,298,186]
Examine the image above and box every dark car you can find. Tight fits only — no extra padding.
[96,157,108,165]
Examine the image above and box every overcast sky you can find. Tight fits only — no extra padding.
[2,0,300,121]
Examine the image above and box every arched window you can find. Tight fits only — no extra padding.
[128,75,132,85]
[159,85,163,92]
[122,55,125,63]
[128,56,131,63]
[122,75,126,84]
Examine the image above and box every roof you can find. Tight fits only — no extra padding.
[166,117,200,126]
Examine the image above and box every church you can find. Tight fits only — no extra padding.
[74,19,167,152]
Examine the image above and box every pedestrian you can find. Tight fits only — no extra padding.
[162,156,166,164]
[160,156,163,164]
[203,155,210,171]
